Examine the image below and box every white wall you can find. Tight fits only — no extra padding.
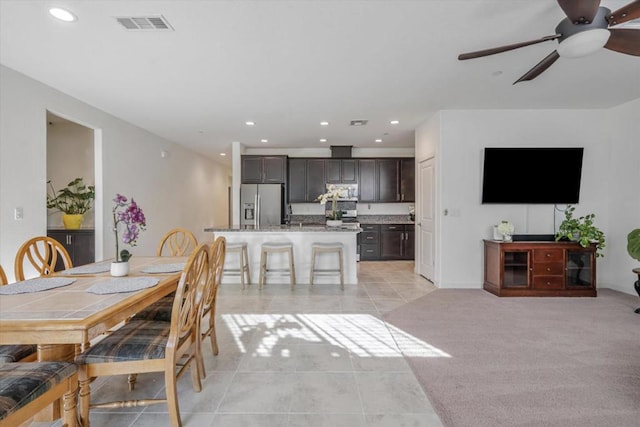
[417,103,640,294]
[0,65,231,281]
[602,98,640,294]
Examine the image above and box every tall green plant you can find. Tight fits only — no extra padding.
[46,177,95,214]
[555,205,606,258]
[628,229,640,262]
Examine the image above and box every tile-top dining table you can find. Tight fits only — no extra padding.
[0,255,186,421]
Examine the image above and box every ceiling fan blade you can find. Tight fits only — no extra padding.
[458,35,560,60]
[557,0,601,23]
[606,0,640,25]
[605,28,640,55]
[513,50,560,84]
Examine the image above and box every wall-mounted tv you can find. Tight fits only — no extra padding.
[481,147,584,204]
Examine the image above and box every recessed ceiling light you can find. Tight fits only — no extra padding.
[261,139,268,143]
[49,7,77,22]
[320,121,329,126]
[390,120,399,125]
[245,121,255,126]
[375,139,383,143]
[219,153,226,156]
[319,138,327,143]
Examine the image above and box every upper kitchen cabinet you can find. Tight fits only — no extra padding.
[241,155,287,183]
[326,159,358,184]
[400,158,415,202]
[288,158,326,203]
[377,159,400,202]
[358,158,414,202]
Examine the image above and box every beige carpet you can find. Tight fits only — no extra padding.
[384,288,640,427]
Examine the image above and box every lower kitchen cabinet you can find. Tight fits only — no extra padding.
[47,229,95,270]
[380,224,414,260]
[359,224,414,261]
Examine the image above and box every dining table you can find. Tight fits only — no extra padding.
[0,255,187,421]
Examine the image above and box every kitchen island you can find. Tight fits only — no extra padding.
[204,224,361,285]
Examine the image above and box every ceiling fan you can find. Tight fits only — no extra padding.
[458,0,640,84]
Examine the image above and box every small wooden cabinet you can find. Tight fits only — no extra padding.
[484,240,596,297]
[241,155,287,183]
[47,229,95,270]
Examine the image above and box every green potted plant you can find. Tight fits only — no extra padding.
[628,229,640,262]
[555,205,606,258]
[46,177,95,229]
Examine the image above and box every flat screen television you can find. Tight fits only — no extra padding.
[481,147,584,204]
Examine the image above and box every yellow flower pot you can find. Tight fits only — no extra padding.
[62,214,84,229]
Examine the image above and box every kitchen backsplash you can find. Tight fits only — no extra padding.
[291,202,413,215]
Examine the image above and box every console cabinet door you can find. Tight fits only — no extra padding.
[47,229,95,269]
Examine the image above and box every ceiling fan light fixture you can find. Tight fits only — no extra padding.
[557,29,611,58]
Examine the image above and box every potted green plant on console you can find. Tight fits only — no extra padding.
[555,205,606,258]
[46,177,95,229]
[627,228,640,313]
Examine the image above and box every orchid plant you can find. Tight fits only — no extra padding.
[316,184,348,220]
[112,194,146,262]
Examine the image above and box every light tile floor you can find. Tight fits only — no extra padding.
[31,261,442,427]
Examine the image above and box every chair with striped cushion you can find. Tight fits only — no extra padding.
[76,243,210,427]
[0,265,37,364]
[0,362,78,427]
[14,236,73,281]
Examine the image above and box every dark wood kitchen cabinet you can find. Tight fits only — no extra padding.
[483,240,596,297]
[241,155,287,183]
[47,229,95,270]
[380,224,414,259]
[400,158,415,202]
[326,159,358,184]
[359,224,380,260]
[358,158,414,202]
[288,158,325,202]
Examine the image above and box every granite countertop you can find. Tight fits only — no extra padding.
[204,224,361,232]
[357,215,415,225]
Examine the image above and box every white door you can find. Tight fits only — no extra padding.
[418,157,435,281]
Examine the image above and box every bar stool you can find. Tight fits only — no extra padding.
[310,242,344,289]
[224,242,251,289]
[259,242,296,289]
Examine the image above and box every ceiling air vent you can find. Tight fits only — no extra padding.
[115,15,174,31]
[349,120,368,126]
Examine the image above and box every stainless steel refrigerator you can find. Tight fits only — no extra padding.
[240,184,284,227]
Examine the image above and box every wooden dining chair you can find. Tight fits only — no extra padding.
[0,265,37,364]
[157,228,198,256]
[76,243,210,427]
[197,236,226,377]
[14,236,72,281]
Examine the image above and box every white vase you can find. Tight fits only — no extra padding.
[326,219,343,227]
[110,261,130,277]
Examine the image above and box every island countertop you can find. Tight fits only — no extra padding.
[204,224,361,232]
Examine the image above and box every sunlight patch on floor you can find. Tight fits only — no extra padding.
[222,313,450,358]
